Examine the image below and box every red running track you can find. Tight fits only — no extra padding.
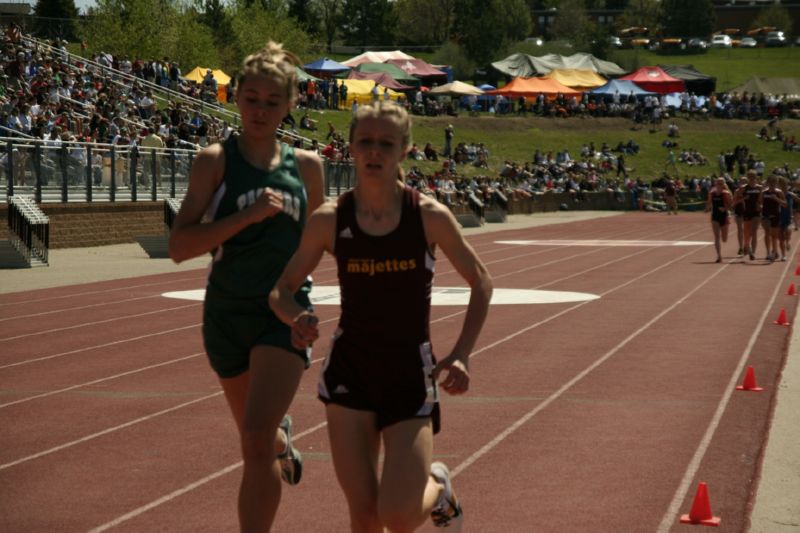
[0,212,796,532]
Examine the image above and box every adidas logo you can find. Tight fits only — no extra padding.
[339,227,353,239]
[333,384,349,394]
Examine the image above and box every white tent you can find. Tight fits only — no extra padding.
[427,81,484,96]
[342,50,415,68]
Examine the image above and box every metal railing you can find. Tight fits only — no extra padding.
[1,137,197,203]
[7,195,49,265]
[2,136,354,203]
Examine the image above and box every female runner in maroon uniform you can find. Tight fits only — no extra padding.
[760,175,787,262]
[706,177,733,263]
[271,101,493,531]
[741,170,762,260]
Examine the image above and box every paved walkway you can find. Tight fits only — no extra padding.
[0,210,796,531]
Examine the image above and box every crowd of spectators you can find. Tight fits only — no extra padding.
[2,26,798,213]
[0,27,245,187]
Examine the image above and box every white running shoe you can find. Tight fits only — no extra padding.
[430,462,463,529]
[278,415,303,485]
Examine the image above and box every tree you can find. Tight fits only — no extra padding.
[752,5,793,37]
[317,0,341,52]
[228,2,313,64]
[32,0,79,41]
[620,0,660,33]
[395,0,455,46]
[288,0,319,35]
[453,0,531,66]
[431,41,474,81]
[659,0,714,38]
[339,0,397,48]
[548,0,591,48]
[80,0,219,70]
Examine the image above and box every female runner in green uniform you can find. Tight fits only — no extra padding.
[168,42,325,531]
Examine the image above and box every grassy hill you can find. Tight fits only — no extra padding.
[300,108,800,183]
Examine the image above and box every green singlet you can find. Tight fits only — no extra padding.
[202,135,312,378]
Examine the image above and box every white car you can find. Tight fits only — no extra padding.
[710,34,732,48]
[739,37,757,48]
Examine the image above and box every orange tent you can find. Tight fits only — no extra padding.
[485,76,581,101]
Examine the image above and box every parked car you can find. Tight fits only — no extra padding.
[765,31,787,47]
[687,37,708,50]
[524,37,544,46]
[710,34,732,48]
[739,37,757,48]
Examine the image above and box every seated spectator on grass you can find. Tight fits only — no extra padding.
[424,142,438,161]
[299,112,317,131]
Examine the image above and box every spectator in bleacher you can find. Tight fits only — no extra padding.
[140,126,164,186]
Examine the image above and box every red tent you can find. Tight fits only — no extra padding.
[385,58,447,80]
[485,76,581,100]
[619,66,685,94]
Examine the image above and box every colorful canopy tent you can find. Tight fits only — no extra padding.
[183,66,231,86]
[341,50,415,68]
[491,52,625,78]
[546,68,606,91]
[657,64,716,96]
[385,58,447,81]
[589,79,657,99]
[346,62,419,85]
[619,67,685,94]
[485,76,581,100]
[427,81,484,96]
[727,77,800,97]
[338,79,403,106]
[296,67,321,82]
[303,57,350,77]
[346,71,415,91]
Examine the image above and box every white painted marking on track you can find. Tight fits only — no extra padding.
[86,422,328,533]
[0,392,223,471]
[54,227,706,527]
[162,286,600,305]
[656,257,794,532]
[497,239,711,247]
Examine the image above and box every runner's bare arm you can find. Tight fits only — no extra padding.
[421,198,493,394]
[296,148,326,215]
[270,202,337,332]
[168,144,284,263]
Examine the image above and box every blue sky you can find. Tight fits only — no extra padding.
[75,0,97,13]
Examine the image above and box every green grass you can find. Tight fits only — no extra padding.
[299,107,800,183]
[610,47,800,93]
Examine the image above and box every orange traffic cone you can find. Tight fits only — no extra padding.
[736,366,764,392]
[680,482,721,526]
[789,283,797,296]
[774,308,789,326]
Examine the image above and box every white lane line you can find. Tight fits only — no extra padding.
[656,257,793,532]
[0,294,162,322]
[0,392,223,471]
[0,303,200,342]
[11,226,700,524]
[86,422,329,533]
[0,324,199,371]
[451,247,724,478]
[1,226,660,370]
[0,352,204,409]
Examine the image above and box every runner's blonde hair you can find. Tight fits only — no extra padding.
[349,101,412,182]
[235,41,300,103]
[349,101,412,150]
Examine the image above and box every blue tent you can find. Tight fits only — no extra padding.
[303,57,350,74]
[590,79,656,99]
